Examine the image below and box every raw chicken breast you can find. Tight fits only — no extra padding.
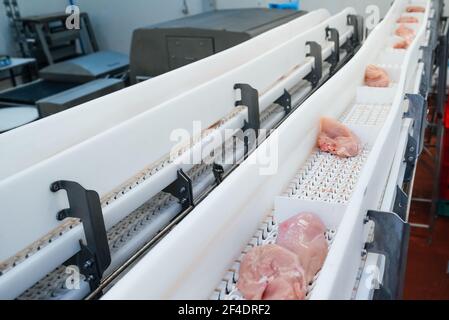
[394,39,412,49]
[237,244,307,300]
[406,6,425,13]
[276,213,328,283]
[397,16,419,23]
[364,64,390,88]
[395,24,416,40]
[317,117,361,158]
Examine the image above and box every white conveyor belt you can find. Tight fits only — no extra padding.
[0,8,357,299]
[102,0,430,300]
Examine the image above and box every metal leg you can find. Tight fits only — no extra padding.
[8,68,17,87]
[35,23,54,65]
[428,17,449,243]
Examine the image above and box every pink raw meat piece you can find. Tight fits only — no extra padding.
[317,117,361,158]
[276,213,329,284]
[364,64,390,88]
[406,6,425,13]
[394,38,412,49]
[395,24,416,40]
[397,16,419,23]
[237,244,307,300]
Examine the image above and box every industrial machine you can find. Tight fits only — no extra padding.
[104,0,436,300]
[0,0,444,301]
[130,8,307,83]
[0,7,362,299]
[16,11,99,67]
[0,6,129,131]
[0,51,128,123]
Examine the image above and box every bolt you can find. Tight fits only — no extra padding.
[50,182,61,192]
[410,147,415,152]
[84,259,94,269]
[408,156,415,162]
[56,209,69,221]
[179,187,186,194]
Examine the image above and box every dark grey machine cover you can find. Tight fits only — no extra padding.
[39,51,130,83]
[130,8,306,83]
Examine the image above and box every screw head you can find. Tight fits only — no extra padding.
[361,249,368,258]
[50,182,61,192]
[56,210,68,221]
[84,259,94,269]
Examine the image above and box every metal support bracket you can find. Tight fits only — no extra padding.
[50,180,111,291]
[393,186,409,221]
[404,93,427,156]
[213,163,225,185]
[325,27,340,73]
[365,210,411,300]
[419,46,433,96]
[304,41,322,88]
[163,169,194,211]
[404,134,418,183]
[275,89,292,115]
[343,14,364,54]
[348,14,364,47]
[234,83,261,134]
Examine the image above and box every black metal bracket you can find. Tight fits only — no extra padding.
[213,163,225,185]
[163,169,194,211]
[325,27,340,74]
[50,180,111,291]
[393,186,409,221]
[275,89,292,115]
[343,14,364,54]
[419,46,433,97]
[348,14,364,47]
[403,134,418,183]
[234,83,261,134]
[404,93,427,156]
[304,41,322,88]
[365,210,411,300]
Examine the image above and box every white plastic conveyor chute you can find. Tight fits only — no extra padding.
[102,0,430,300]
[0,10,330,181]
[0,8,356,299]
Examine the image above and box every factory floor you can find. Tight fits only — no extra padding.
[405,131,449,299]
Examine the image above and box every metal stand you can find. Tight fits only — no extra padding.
[50,180,111,291]
[411,6,449,242]
[366,210,410,300]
